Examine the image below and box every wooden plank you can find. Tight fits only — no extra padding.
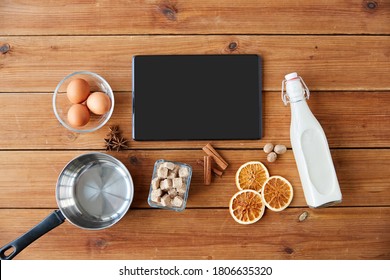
[0,208,388,259]
[0,0,389,35]
[0,150,389,209]
[0,92,388,149]
[1,36,389,92]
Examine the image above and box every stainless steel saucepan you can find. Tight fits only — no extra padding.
[0,152,134,260]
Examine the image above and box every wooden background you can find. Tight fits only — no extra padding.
[0,0,389,260]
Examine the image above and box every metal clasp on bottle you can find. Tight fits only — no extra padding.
[281,76,310,105]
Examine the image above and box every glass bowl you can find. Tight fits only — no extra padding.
[53,71,114,133]
[148,159,192,212]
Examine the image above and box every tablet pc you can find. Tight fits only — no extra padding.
[132,55,262,140]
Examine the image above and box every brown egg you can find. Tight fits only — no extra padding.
[86,92,111,115]
[67,104,90,127]
[67,78,90,103]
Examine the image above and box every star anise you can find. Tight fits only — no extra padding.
[104,126,129,151]
[104,136,115,151]
[111,135,129,152]
[108,125,120,137]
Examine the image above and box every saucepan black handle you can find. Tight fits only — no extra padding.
[0,209,65,260]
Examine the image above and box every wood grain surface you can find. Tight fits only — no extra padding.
[1,0,389,35]
[1,208,389,260]
[0,0,389,260]
[0,150,389,209]
[1,36,389,92]
[0,92,388,149]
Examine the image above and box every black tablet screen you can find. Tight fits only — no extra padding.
[132,55,262,140]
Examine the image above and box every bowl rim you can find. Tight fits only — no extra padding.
[53,71,115,133]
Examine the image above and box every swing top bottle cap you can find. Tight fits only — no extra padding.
[285,72,298,81]
[285,73,304,100]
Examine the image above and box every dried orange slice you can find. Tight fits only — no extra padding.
[261,176,293,212]
[235,161,269,191]
[229,189,265,224]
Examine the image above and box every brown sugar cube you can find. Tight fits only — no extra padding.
[176,184,186,196]
[160,194,171,207]
[178,166,189,178]
[172,164,180,174]
[167,170,177,179]
[172,177,183,189]
[171,196,184,208]
[152,188,163,197]
[157,166,169,178]
[162,161,176,170]
[160,179,172,191]
[151,188,163,203]
[168,188,178,198]
[151,177,161,190]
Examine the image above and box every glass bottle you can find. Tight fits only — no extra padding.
[282,72,342,208]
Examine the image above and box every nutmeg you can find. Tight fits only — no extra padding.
[274,144,287,155]
[263,143,274,154]
[267,152,278,163]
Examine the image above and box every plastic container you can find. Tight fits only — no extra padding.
[147,159,192,212]
[282,72,342,208]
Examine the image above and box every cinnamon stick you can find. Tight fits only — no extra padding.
[202,143,228,171]
[204,156,212,185]
[196,160,223,177]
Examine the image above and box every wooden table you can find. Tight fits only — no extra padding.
[0,1,389,260]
